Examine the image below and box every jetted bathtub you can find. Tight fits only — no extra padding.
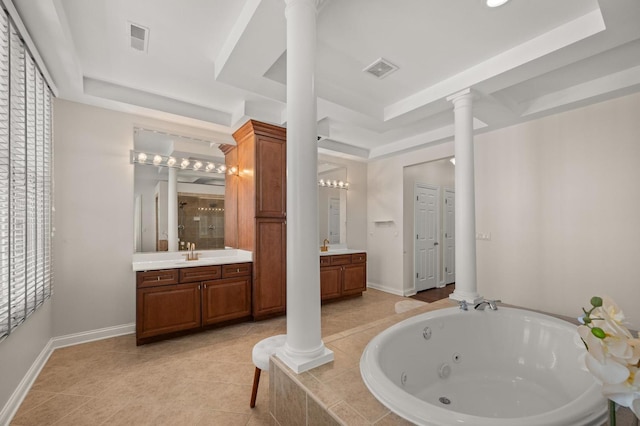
[360,306,607,426]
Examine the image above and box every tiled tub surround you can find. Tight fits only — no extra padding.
[269,300,637,426]
[269,300,448,426]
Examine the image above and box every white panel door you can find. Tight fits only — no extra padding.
[415,184,439,291]
[444,189,455,284]
[329,197,340,244]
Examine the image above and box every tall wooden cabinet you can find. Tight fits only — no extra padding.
[224,120,287,320]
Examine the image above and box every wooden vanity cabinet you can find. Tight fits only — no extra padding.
[202,277,251,325]
[320,253,367,302]
[136,263,252,345]
[136,281,201,340]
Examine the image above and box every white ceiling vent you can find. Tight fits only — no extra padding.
[363,58,398,79]
[129,22,149,53]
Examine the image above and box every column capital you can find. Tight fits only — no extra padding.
[446,88,472,104]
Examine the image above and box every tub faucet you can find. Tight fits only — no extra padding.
[474,299,501,311]
[457,300,468,311]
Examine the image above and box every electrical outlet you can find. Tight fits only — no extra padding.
[476,232,491,241]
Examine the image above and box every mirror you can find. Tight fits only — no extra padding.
[318,162,347,245]
[134,128,350,252]
[133,127,227,252]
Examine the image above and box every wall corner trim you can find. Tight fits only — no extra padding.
[0,340,53,425]
[0,323,135,424]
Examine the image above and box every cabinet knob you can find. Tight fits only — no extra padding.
[157,276,161,281]
[237,268,240,273]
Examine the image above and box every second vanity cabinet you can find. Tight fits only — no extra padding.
[136,262,251,345]
[320,252,367,302]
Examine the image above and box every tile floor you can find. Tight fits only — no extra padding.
[10,289,411,426]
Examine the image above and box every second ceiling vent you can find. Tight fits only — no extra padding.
[129,22,149,53]
[363,57,398,79]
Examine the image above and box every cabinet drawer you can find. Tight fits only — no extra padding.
[351,253,367,263]
[137,269,179,288]
[330,255,352,266]
[222,262,252,278]
[179,266,222,283]
[319,256,331,266]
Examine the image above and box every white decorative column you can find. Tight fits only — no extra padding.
[276,0,333,373]
[167,167,179,251]
[447,89,482,304]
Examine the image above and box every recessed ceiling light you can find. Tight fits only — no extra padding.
[486,0,510,7]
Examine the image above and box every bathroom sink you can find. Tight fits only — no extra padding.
[319,248,364,256]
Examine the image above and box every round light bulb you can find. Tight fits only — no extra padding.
[166,157,176,167]
[137,152,147,163]
[153,155,162,165]
[193,161,202,170]
[205,162,215,171]
[218,165,227,173]
[180,159,190,169]
[486,0,509,7]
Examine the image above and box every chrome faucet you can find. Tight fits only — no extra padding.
[457,300,468,311]
[474,299,501,311]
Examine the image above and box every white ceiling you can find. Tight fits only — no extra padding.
[14,0,640,160]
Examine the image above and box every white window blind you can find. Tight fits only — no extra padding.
[0,8,53,342]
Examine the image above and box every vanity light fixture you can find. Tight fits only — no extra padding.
[318,179,349,190]
[130,150,225,174]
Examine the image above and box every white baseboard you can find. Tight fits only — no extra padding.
[0,323,135,425]
[50,323,135,350]
[367,282,407,297]
[0,339,53,426]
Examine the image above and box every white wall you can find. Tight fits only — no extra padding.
[474,92,640,330]
[0,302,52,421]
[403,159,455,293]
[368,92,640,329]
[53,99,227,336]
[367,143,453,296]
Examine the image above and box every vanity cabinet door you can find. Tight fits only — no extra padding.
[255,135,286,218]
[342,262,367,296]
[202,277,251,325]
[253,218,286,319]
[320,265,342,301]
[136,283,201,341]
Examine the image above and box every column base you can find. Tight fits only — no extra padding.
[449,291,483,305]
[276,346,334,374]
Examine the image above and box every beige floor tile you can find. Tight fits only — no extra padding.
[12,289,425,425]
[11,394,92,426]
[11,390,57,419]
